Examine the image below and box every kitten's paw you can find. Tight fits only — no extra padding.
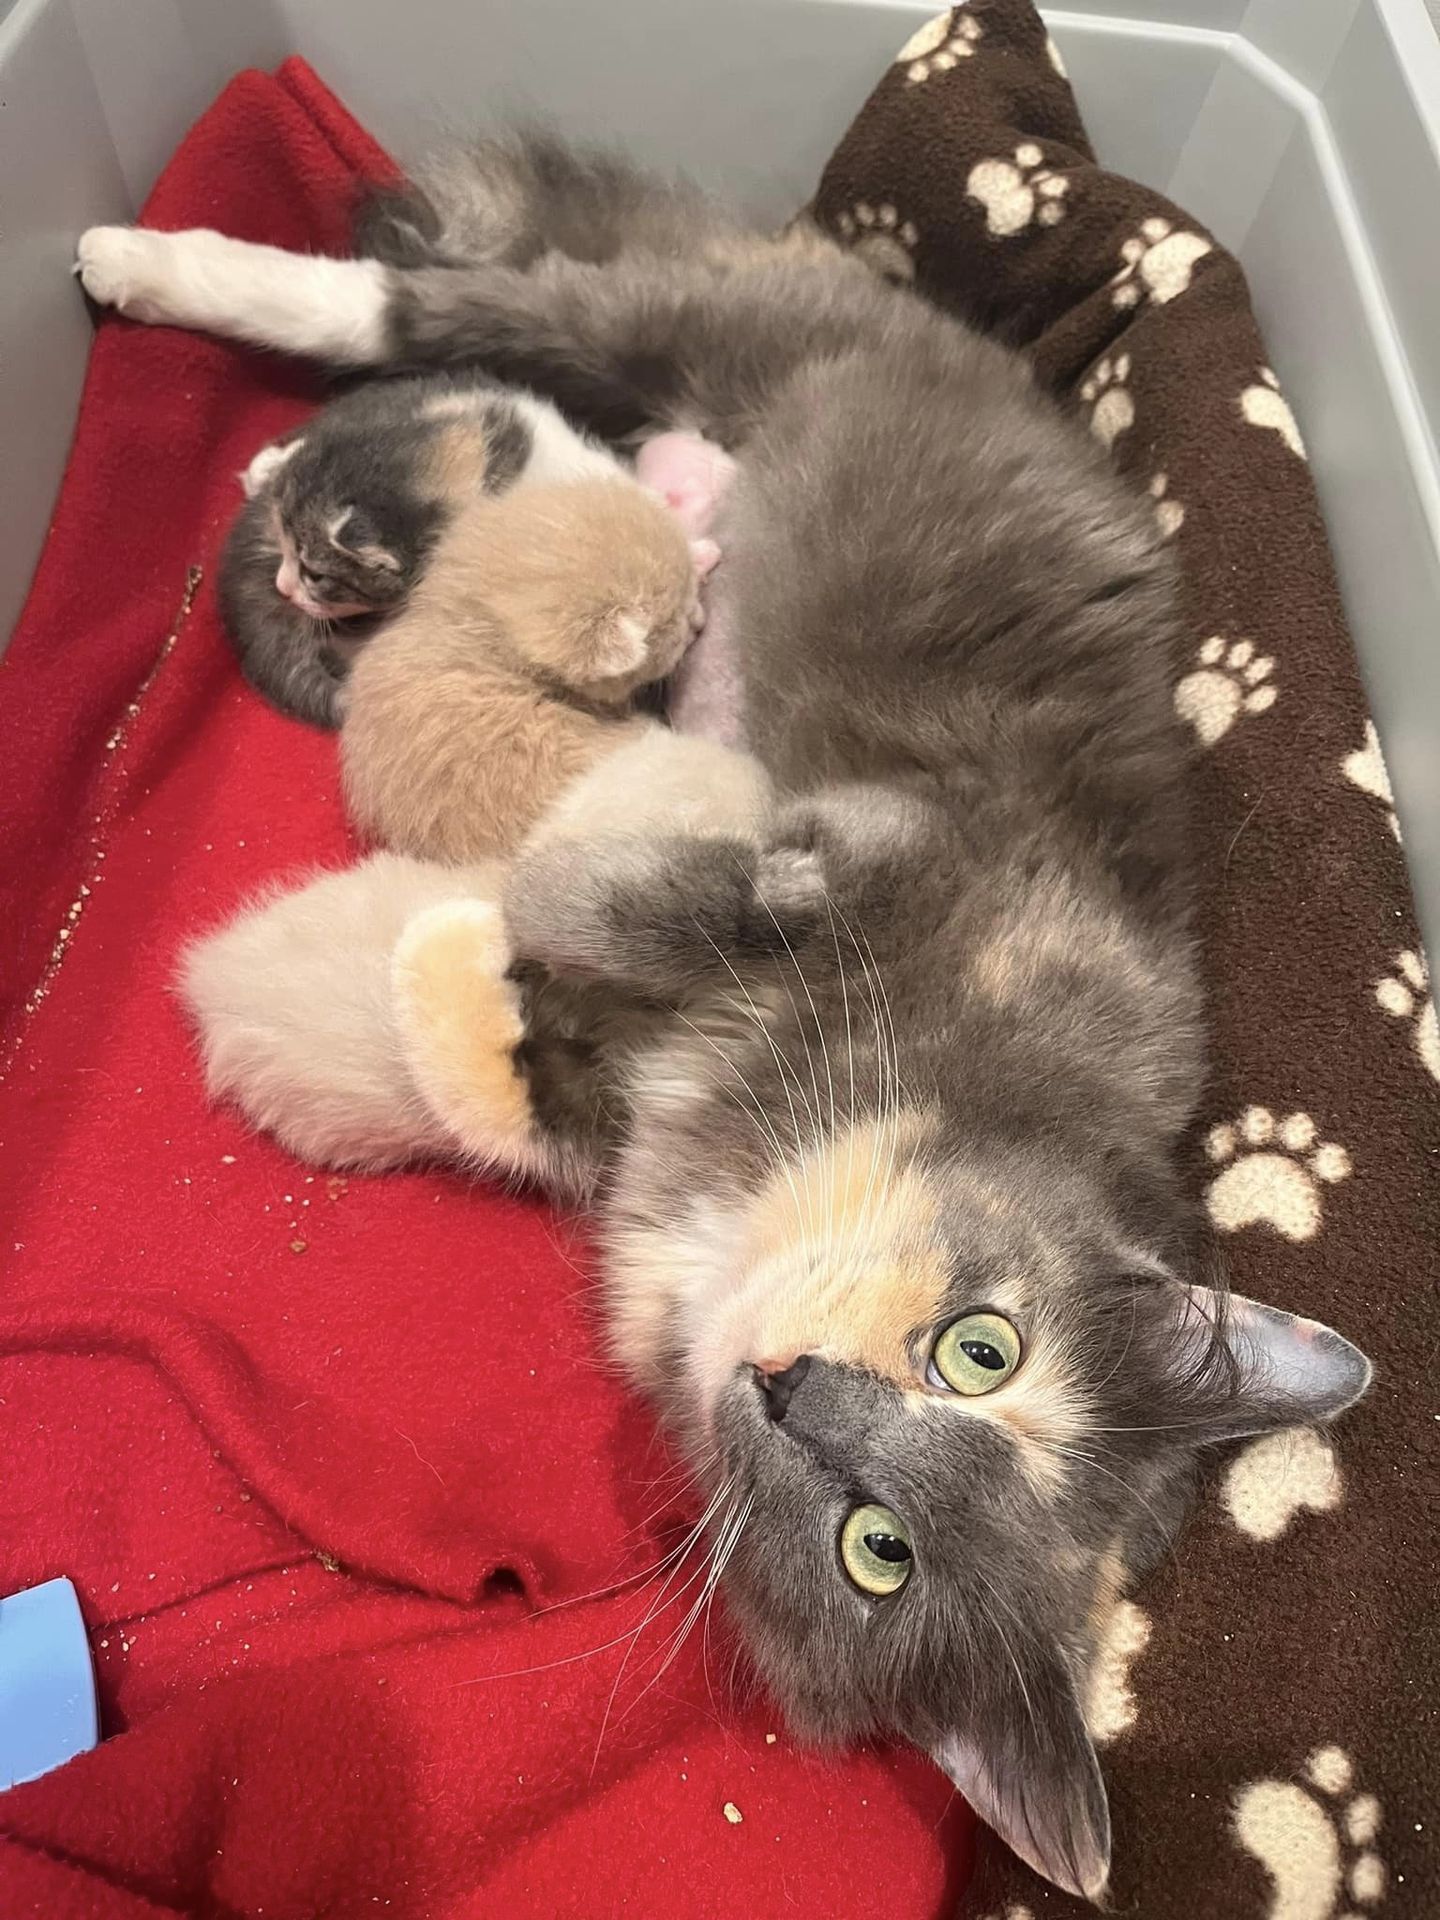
[391,901,541,1175]
[75,225,184,323]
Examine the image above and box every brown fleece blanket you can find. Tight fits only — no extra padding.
[805,7,1438,1916]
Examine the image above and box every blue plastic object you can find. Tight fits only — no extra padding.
[0,1577,99,1789]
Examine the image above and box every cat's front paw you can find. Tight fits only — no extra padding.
[753,845,827,922]
[75,226,182,323]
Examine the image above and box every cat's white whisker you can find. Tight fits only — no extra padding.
[589,1475,740,1769]
[628,1489,753,1719]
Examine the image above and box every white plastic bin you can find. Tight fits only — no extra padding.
[2,0,1437,951]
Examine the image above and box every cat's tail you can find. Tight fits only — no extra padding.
[352,128,729,274]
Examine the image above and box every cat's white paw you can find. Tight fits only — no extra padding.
[75,226,182,323]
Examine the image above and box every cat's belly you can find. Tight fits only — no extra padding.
[665,578,747,748]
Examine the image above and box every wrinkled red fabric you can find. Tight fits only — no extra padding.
[0,60,970,1919]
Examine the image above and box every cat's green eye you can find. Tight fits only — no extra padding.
[840,1503,913,1597]
[930,1311,1022,1395]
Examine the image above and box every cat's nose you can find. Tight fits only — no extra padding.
[752,1354,813,1423]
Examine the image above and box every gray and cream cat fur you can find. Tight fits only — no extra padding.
[80,132,1372,1903]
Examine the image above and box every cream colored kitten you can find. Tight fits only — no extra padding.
[341,475,716,863]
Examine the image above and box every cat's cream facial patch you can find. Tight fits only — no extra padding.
[739,1110,950,1383]
[683,1111,1090,1491]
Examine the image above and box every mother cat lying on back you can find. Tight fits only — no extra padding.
[77,133,1370,1903]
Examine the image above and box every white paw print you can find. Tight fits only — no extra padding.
[1080,352,1134,449]
[1341,720,1400,840]
[1110,217,1213,308]
[1375,949,1440,1082]
[834,201,919,283]
[1235,1744,1386,1920]
[966,143,1069,238]
[1150,470,1185,539]
[1205,1108,1351,1242]
[1174,636,1277,746]
[1085,1599,1151,1745]
[1222,1428,1342,1542]
[895,7,982,81]
[1242,366,1307,458]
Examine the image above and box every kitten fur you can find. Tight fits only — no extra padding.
[341,475,703,862]
[81,133,1373,1904]
[180,735,769,1180]
[220,369,618,728]
[179,853,499,1169]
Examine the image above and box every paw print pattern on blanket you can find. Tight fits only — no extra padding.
[1341,720,1400,840]
[1235,1745,1387,1920]
[1205,1108,1351,1241]
[1149,471,1184,539]
[895,8,983,81]
[1110,217,1212,307]
[966,144,1069,236]
[1242,367,1307,458]
[834,201,919,282]
[1085,1599,1152,1744]
[1222,1428,1342,1542]
[1374,950,1440,1082]
[1174,637,1277,745]
[1080,352,1133,449]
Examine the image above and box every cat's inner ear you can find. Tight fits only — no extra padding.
[1171,1282,1372,1443]
[931,1654,1110,1903]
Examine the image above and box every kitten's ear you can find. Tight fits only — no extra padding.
[1172,1283,1372,1443]
[333,509,402,573]
[240,435,306,499]
[932,1657,1110,1904]
[585,610,655,683]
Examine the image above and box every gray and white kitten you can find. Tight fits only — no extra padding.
[78,135,1372,1904]
[221,370,616,727]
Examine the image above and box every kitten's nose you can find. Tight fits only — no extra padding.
[753,1354,813,1423]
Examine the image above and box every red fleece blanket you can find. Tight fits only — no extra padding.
[0,62,971,1920]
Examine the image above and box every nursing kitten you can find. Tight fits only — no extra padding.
[220,370,619,727]
[341,475,715,862]
[81,133,1372,1903]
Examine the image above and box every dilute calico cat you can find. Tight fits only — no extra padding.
[341,474,716,862]
[220,369,621,727]
[82,133,1372,1901]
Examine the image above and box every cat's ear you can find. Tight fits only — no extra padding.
[932,1655,1110,1903]
[332,509,402,573]
[240,435,305,499]
[584,610,656,683]
[1171,1282,1372,1443]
